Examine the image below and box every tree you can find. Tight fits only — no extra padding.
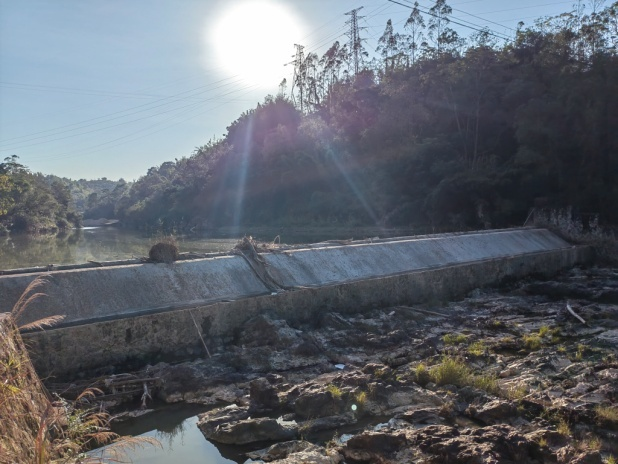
[428,0,459,54]
[377,19,406,73]
[404,1,427,64]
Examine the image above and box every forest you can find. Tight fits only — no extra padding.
[2,1,617,234]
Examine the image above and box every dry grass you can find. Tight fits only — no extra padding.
[596,404,618,425]
[1,277,159,463]
[149,235,179,263]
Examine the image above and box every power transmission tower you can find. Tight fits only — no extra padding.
[289,44,306,112]
[345,7,365,75]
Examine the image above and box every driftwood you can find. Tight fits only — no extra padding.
[566,301,586,324]
[395,305,448,318]
[189,309,211,358]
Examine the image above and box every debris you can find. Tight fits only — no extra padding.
[566,301,586,324]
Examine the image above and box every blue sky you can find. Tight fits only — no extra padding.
[0,0,581,180]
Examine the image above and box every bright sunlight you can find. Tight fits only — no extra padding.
[210,0,305,88]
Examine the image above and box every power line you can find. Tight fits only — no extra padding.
[387,0,512,42]
[0,76,247,148]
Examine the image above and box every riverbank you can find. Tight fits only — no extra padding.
[87,265,618,463]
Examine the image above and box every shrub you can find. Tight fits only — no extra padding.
[149,235,179,263]
[472,374,500,395]
[523,334,542,351]
[414,363,431,387]
[430,357,471,387]
[468,340,486,356]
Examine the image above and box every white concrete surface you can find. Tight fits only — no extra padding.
[263,229,570,288]
[1,228,572,327]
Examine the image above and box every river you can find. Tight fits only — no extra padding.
[0,226,414,270]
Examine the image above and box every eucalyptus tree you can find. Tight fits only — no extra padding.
[377,19,407,73]
[428,0,459,55]
[404,1,427,64]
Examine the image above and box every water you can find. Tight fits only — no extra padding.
[0,226,413,270]
[96,404,246,464]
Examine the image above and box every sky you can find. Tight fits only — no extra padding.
[0,0,584,181]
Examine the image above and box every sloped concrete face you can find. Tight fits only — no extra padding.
[263,229,571,288]
[23,245,591,380]
[1,228,572,328]
[1,256,270,326]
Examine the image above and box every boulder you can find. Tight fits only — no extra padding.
[203,417,297,445]
[249,377,280,412]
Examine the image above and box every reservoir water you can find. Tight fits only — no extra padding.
[0,226,412,270]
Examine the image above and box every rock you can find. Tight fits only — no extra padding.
[249,377,280,412]
[204,417,297,445]
[396,407,444,425]
[246,440,317,461]
[412,424,541,463]
[596,329,618,345]
[294,389,342,419]
[342,431,407,462]
[240,315,301,349]
[385,385,443,409]
[468,399,517,425]
[196,404,250,437]
[298,412,357,435]
[556,446,604,464]
[253,442,343,464]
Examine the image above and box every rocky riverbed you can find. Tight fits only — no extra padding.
[119,266,618,463]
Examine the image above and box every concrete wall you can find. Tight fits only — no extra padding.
[23,244,592,381]
[3,228,570,327]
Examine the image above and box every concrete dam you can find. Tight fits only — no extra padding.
[0,228,591,380]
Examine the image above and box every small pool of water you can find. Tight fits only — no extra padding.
[98,404,247,464]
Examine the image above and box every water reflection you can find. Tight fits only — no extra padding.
[108,404,242,464]
[0,228,239,270]
[0,226,416,270]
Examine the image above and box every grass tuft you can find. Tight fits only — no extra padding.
[595,404,618,424]
[443,333,468,345]
[430,356,471,387]
[327,384,343,400]
[523,334,542,351]
[468,340,486,356]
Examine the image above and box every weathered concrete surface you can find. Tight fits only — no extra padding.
[1,255,269,326]
[263,228,570,287]
[2,228,571,327]
[22,244,591,380]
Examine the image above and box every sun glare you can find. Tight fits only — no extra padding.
[210,0,305,88]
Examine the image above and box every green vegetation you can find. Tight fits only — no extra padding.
[327,384,343,400]
[354,391,367,408]
[505,384,529,402]
[414,363,431,387]
[0,157,81,234]
[468,340,486,356]
[523,334,542,351]
[1,278,158,462]
[429,356,471,387]
[61,1,618,233]
[428,356,500,395]
[557,418,572,436]
[538,326,550,337]
[443,333,468,345]
[596,404,618,425]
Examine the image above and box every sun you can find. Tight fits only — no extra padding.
[210,0,305,88]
